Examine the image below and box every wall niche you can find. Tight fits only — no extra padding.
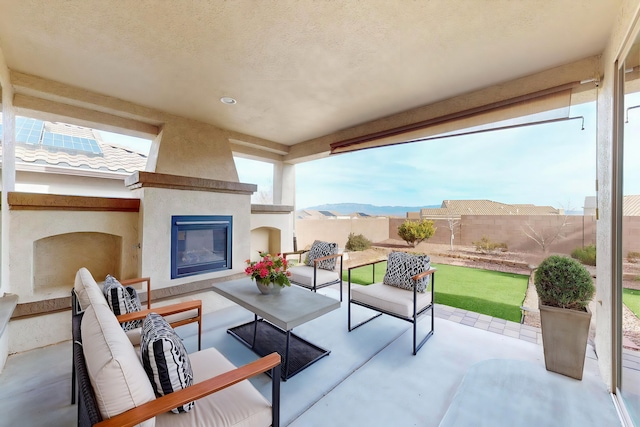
[33,232,122,292]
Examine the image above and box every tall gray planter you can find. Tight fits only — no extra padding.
[539,303,592,380]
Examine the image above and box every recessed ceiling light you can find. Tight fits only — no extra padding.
[220,97,237,105]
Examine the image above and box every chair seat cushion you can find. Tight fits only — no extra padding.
[351,282,432,318]
[288,265,340,288]
[155,348,272,427]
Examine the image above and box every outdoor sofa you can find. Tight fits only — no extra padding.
[72,267,281,427]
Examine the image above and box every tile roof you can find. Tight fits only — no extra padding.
[0,117,148,175]
[624,195,640,216]
[420,199,560,218]
[296,210,381,219]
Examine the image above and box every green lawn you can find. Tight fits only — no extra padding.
[344,262,528,322]
[623,288,640,318]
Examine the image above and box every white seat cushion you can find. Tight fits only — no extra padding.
[351,282,432,318]
[288,265,340,288]
[156,348,272,427]
[81,304,156,427]
[74,267,109,311]
[288,265,339,288]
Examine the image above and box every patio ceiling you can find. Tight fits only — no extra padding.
[0,1,621,153]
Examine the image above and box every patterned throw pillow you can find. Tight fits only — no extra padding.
[383,251,431,293]
[141,313,195,414]
[103,274,143,331]
[305,240,339,270]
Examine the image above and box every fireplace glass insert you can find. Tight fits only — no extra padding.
[171,215,232,279]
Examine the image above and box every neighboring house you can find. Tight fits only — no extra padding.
[586,194,640,216]
[417,199,561,220]
[0,115,148,197]
[296,209,338,219]
[297,209,378,219]
[584,196,597,216]
[624,195,640,216]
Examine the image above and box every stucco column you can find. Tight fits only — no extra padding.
[273,162,296,250]
[0,50,15,297]
[0,48,15,374]
[273,163,295,206]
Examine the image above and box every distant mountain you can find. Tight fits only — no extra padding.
[300,203,440,217]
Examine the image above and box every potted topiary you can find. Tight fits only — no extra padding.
[534,255,595,380]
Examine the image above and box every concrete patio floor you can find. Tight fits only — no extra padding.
[0,287,622,427]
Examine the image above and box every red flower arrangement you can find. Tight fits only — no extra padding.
[245,252,291,287]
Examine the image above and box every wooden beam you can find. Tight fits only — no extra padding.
[7,192,140,212]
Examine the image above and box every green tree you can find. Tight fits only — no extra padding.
[397,219,436,247]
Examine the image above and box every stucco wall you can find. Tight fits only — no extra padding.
[9,209,139,303]
[153,118,239,181]
[250,212,295,261]
[12,170,134,198]
[295,217,390,250]
[136,187,252,289]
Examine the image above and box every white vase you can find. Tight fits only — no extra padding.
[256,281,282,295]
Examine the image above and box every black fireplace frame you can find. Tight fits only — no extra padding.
[171,215,232,279]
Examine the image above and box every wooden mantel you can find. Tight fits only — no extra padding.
[7,192,140,212]
[125,171,257,195]
[251,204,294,214]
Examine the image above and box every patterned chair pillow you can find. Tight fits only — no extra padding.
[140,312,195,413]
[103,274,143,331]
[383,251,431,293]
[305,240,339,271]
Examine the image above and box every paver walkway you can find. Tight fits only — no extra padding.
[434,303,542,344]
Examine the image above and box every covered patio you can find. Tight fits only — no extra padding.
[0,1,639,425]
[0,288,619,426]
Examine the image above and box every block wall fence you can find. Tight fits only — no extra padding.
[389,215,599,255]
[295,214,640,257]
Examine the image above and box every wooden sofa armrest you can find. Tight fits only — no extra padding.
[118,277,151,309]
[116,300,202,325]
[117,300,203,349]
[95,352,282,427]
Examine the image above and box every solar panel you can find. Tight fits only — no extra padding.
[0,116,103,155]
[42,131,102,154]
[15,117,44,144]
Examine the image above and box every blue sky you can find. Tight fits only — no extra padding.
[100,131,152,153]
[107,95,640,212]
[238,101,600,211]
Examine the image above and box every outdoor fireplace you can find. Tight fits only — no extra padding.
[171,215,232,279]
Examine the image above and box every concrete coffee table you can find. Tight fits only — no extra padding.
[213,278,340,380]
